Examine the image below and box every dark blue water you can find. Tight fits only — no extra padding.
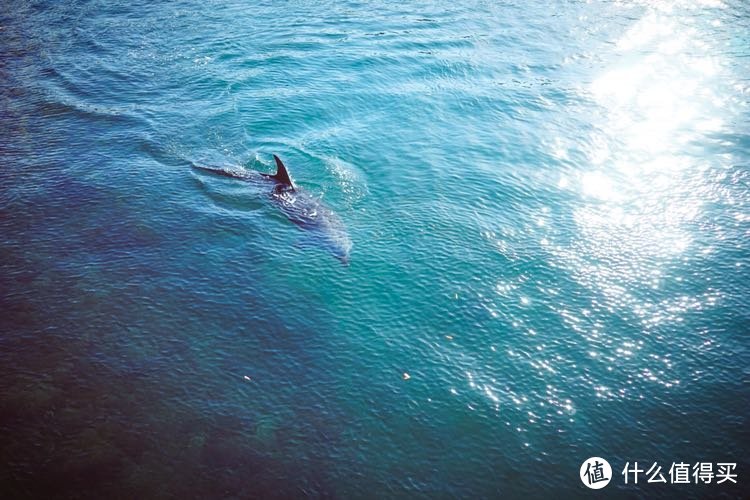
[1,0,749,497]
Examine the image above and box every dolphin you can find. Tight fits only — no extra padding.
[193,155,352,264]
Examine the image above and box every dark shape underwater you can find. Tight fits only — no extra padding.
[193,155,352,264]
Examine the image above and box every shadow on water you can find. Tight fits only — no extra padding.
[1,70,344,499]
[0,177,346,497]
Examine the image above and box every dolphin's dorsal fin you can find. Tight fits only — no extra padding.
[272,155,294,189]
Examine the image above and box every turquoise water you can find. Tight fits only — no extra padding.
[1,0,749,497]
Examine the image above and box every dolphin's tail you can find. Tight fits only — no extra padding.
[191,164,248,180]
[193,155,293,188]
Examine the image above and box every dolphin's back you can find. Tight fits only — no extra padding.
[272,189,352,262]
[192,157,351,263]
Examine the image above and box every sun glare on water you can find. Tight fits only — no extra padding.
[553,0,738,396]
[571,2,730,298]
[471,1,739,418]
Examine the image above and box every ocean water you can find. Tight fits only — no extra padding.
[1,0,749,498]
